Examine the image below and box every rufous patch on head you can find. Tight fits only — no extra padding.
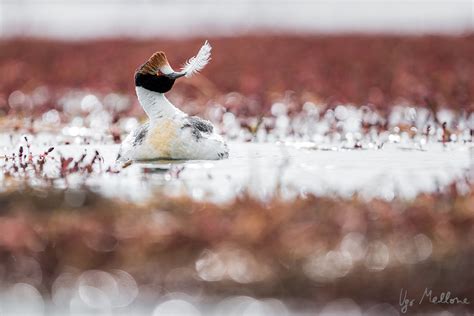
[138,51,170,75]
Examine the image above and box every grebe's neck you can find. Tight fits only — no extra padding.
[135,87,183,120]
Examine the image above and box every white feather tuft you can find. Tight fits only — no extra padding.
[180,41,212,78]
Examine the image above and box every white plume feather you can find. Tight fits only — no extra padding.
[180,41,212,78]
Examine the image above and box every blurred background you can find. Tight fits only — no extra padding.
[0,0,473,117]
[1,0,472,38]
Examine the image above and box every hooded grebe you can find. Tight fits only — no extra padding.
[117,41,229,162]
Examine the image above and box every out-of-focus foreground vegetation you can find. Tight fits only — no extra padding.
[0,182,473,314]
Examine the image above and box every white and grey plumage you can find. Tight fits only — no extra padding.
[117,41,228,162]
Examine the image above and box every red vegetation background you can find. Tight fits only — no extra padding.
[0,34,473,114]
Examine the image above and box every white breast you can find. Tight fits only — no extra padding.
[117,88,229,162]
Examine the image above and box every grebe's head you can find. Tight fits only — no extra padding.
[135,51,185,93]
